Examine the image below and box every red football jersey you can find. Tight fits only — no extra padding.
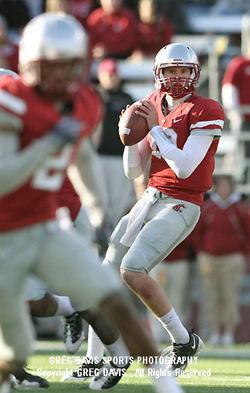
[0,78,103,231]
[195,196,250,256]
[1,42,19,73]
[137,18,174,56]
[57,174,82,222]
[222,55,250,122]
[145,93,225,206]
[68,0,97,29]
[87,6,139,57]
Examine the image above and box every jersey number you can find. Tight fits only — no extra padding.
[162,127,177,146]
[152,128,177,158]
[31,145,72,191]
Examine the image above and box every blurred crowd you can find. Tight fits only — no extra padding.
[0,0,187,71]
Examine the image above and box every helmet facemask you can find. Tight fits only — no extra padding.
[21,58,86,98]
[154,44,201,99]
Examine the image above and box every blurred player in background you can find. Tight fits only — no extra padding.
[0,14,184,393]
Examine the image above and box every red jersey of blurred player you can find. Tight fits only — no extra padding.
[0,13,103,231]
[0,75,103,230]
[222,55,250,123]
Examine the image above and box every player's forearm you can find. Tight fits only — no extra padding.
[150,126,213,178]
[123,139,151,179]
[123,145,143,179]
[0,134,61,196]
[221,83,242,123]
[221,83,239,111]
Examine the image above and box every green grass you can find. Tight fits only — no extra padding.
[26,341,250,393]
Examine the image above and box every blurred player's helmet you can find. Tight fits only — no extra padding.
[153,43,200,98]
[19,12,89,95]
[0,68,20,79]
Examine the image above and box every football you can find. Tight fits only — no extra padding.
[119,102,149,146]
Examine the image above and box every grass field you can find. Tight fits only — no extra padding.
[25,341,250,393]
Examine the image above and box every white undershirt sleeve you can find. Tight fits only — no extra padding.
[150,126,213,179]
[221,83,242,124]
[0,132,62,196]
[221,83,239,111]
[123,137,151,179]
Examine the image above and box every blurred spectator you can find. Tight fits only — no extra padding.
[91,58,137,229]
[68,0,98,28]
[46,0,98,28]
[196,176,250,346]
[222,41,250,181]
[149,236,194,343]
[133,0,174,59]
[0,0,31,32]
[86,0,140,60]
[0,15,19,72]
[45,0,94,74]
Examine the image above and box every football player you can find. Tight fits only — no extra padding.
[82,42,225,388]
[0,68,111,389]
[0,69,128,390]
[0,14,184,393]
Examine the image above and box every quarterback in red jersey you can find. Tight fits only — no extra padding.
[88,43,225,383]
[0,14,185,393]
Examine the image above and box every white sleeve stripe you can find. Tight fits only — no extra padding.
[0,108,23,132]
[190,119,224,130]
[191,128,221,136]
[0,90,27,115]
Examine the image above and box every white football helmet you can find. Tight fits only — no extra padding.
[19,12,89,92]
[153,43,200,98]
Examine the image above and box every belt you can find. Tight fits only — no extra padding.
[155,190,169,199]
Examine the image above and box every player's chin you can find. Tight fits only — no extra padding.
[40,81,68,96]
[171,86,186,98]
[51,83,68,96]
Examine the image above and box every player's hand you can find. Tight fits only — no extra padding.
[118,105,131,129]
[119,104,130,120]
[135,100,158,130]
[51,117,82,145]
[94,218,113,257]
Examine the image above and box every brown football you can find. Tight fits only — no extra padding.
[119,102,149,146]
